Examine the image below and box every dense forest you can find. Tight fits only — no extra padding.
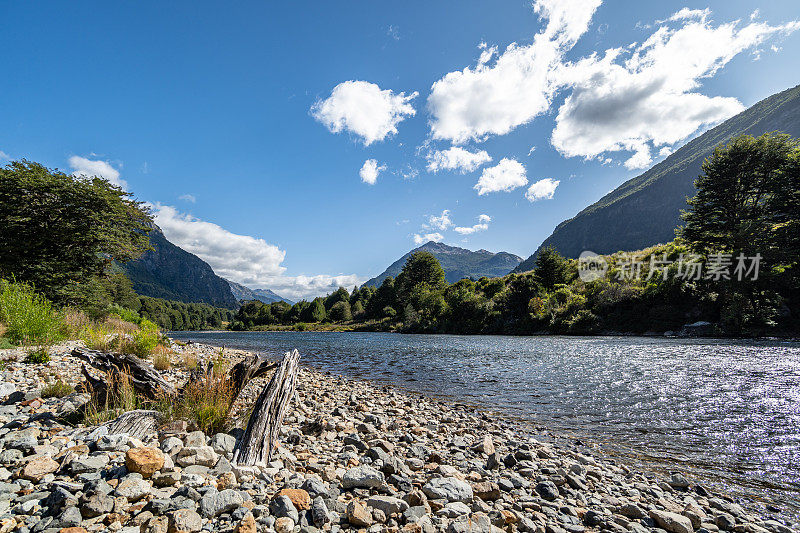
[233,133,800,337]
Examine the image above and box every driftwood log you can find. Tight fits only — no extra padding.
[233,349,300,466]
[103,409,162,439]
[72,347,176,399]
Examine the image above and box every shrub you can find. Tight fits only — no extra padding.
[0,279,65,345]
[152,351,171,371]
[181,352,199,370]
[174,370,234,435]
[127,319,161,358]
[41,380,74,398]
[24,347,50,364]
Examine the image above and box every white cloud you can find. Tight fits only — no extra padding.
[425,209,453,231]
[267,274,367,302]
[427,3,798,168]
[474,158,528,195]
[179,194,196,203]
[413,232,444,245]
[427,0,602,144]
[311,80,417,146]
[426,146,492,173]
[525,178,560,201]
[0,150,9,162]
[658,146,673,157]
[151,204,364,301]
[359,159,386,185]
[664,7,710,23]
[454,214,491,235]
[550,12,800,165]
[69,155,127,189]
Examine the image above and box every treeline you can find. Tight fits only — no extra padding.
[0,160,233,332]
[234,133,799,337]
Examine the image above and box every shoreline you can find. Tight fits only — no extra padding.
[0,340,795,533]
[176,338,800,527]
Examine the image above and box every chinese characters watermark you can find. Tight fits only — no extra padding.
[578,251,761,283]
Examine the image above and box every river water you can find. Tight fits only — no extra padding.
[169,331,800,516]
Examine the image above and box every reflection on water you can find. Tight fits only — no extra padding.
[169,331,800,516]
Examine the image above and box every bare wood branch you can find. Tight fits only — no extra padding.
[103,409,162,440]
[233,349,300,466]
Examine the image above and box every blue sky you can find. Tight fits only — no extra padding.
[2,1,799,300]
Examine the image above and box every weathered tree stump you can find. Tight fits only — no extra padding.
[72,347,176,399]
[233,349,300,466]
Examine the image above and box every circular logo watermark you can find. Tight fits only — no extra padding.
[578,250,607,282]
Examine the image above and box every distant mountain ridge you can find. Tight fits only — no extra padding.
[366,241,523,286]
[227,280,294,305]
[515,83,800,271]
[123,224,240,309]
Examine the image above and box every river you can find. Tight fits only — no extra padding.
[169,331,800,517]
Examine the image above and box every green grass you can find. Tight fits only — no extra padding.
[24,347,50,364]
[0,337,15,350]
[0,279,65,346]
[41,380,74,398]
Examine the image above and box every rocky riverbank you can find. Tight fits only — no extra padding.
[0,341,795,533]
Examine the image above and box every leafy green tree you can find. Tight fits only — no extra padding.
[532,247,570,290]
[681,133,800,332]
[301,298,327,322]
[328,300,352,322]
[367,277,397,318]
[352,300,365,318]
[324,286,349,309]
[395,252,446,304]
[0,160,151,304]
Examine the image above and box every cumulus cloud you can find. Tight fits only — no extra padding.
[551,11,800,167]
[474,158,528,195]
[311,80,417,146]
[454,214,491,235]
[359,159,386,185]
[426,146,492,173]
[427,0,602,144]
[427,3,798,168]
[413,232,444,245]
[425,209,453,231]
[151,204,362,301]
[525,178,560,201]
[69,156,127,189]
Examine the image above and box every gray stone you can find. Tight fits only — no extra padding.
[70,454,109,474]
[54,506,82,528]
[168,508,203,532]
[210,433,236,455]
[366,495,409,516]
[199,488,244,517]
[650,509,694,533]
[438,502,471,518]
[271,495,300,523]
[312,496,330,527]
[422,477,473,503]
[115,474,151,501]
[81,492,114,518]
[535,480,560,501]
[341,465,384,489]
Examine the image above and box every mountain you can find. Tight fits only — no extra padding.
[227,280,294,305]
[366,241,523,286]
[515,83,800,272]
[123,224,239,309]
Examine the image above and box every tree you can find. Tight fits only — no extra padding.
[301,298,326,323]
[681,133,800,332]
[532,247,570,290]
[324,286,349,309]
[328,300,352,322]
[395,252,446,304]
[682,133,799,257]
[0,160,151,303]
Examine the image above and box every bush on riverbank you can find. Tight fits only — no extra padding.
[0,279,66,346]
